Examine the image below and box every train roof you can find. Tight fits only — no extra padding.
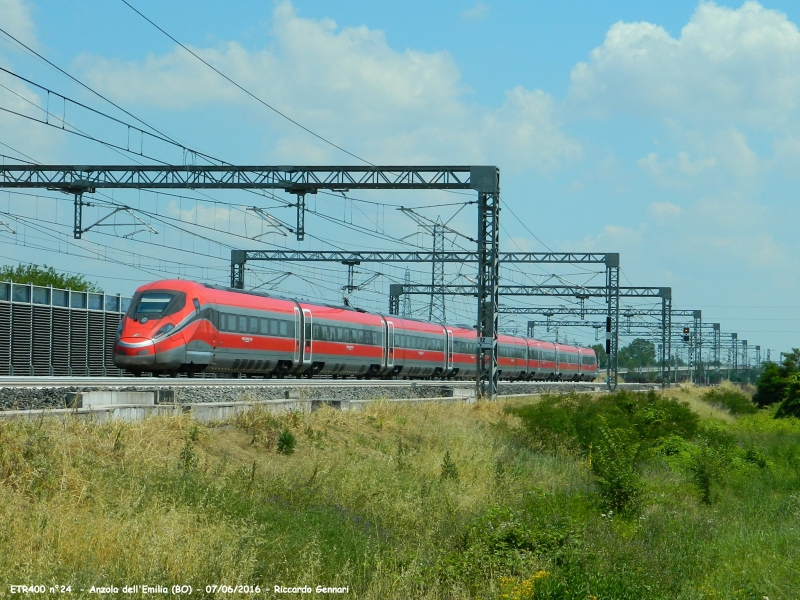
[135,279,597,352]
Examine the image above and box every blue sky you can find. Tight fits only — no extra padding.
[1,0,799,360]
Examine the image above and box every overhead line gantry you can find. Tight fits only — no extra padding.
[0,163,507,398]
[230,250,622,391]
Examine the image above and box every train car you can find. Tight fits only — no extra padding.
[449,326,477,379]
[498,334,529,380]
[115,279,599,382]
[555,344,581,381]
[390,317,447,378]
[579,347,599,381]
[528,340,558,380]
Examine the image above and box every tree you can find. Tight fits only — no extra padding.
[753,362,787,407]
[591,343,608,369]
[618,338,656,369]
[0,263,101,292]
[753,348,800,413]
[774,374,800,418]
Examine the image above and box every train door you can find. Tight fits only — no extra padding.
[385,320,395,369]
[445,329,453,371]
[293,307,301,364]
[302,308,313,364]
[577,348,583,379]
[554,345,560,378]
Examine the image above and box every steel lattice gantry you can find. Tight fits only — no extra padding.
[231,251,620,394]
[501,305,708,384]
[0,164,508,397]
[520,310,716,385]
[392,281,655,389]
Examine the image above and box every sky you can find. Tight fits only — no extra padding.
[0,0,798,360]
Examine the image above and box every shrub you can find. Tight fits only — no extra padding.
[277,428,296,455]
[179,437,198,471]
[753,362,788,407]
[509,390,698,454]
[775,375,800,419]
[689,444,727,504]
[440,450,459,481]
[590,421,643,514]
[702,387,758,415]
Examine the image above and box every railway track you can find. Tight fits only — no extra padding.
[0,376,608,389]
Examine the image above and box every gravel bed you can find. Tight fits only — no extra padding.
[0,381,659,411]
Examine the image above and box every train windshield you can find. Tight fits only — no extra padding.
[128,290,186,318]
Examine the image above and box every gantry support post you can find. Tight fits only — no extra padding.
[73,193,84,239]
[732,333,738,375]
[429,222,446,323]
[67,182,95,239]
[296,193,306,242]
[527,320,535,338]
[713,323,721,376]
[401,268,412,317]
[285,187,315,242]
[342,260,359,294]
[605,253,620,390]
[231,249,246,289]
[389,284,402,316]
[693,310,702,384]
[474,167,501,400]
[661,288,672,387]
[742,340,749,381]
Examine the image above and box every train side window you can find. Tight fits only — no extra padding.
[268,319,277,336]
[235,315,246,333]
[279,320,288,337]
[249,317,259,334]
[260,318,269,335]
[219,313,228,331]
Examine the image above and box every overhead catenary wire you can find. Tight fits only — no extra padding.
[119,0,374,166]
[0,25,218,162]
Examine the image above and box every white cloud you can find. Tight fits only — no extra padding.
[649,202,683,221]
[568,1,800,128]
[76,1,579,170]
[461,2,490,22]
[565,224,646,252]
[0,67,59,162]
[0,0,37,50]
[637,152,661,176]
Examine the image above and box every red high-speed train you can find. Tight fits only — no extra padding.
[114,279,599,381]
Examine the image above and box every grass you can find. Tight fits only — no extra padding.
[0,390,799,598]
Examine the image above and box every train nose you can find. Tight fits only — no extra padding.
[114,337,156,368]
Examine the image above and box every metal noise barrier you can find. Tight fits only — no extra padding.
[0,281,131,376]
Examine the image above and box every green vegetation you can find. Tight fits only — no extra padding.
[754,349,800,419]
[1,389,800,598]
[701,386,758,416]
[617,338,657,370]
[0,262,101,291]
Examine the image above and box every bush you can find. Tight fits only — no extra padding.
[702,387,757,415]
[590,421,642,514]
[440,450,459,481]
[775,376,800,419]
[277,428,296,455]
[753,362,788,407]
[509,390,699,454]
